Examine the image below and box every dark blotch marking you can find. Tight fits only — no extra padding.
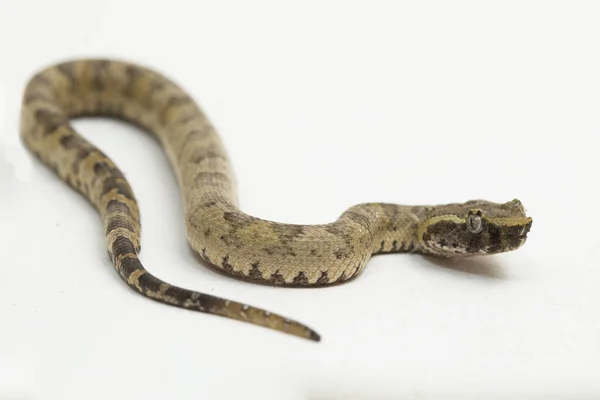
[177,126,214,162]
[392,240,399,251]
[101,178,134,199]
[92,60,110,91]
[30,74,54,91]
[93,159,126,182]
[344,209,374,230]
[118,254,142,277]
[35,109,68,135]
[111,236,137,256]
[24,91,53,104]
[64,140,95,176]
[379,240,385,252]
[175,112,198,126]
[92,60,109,91]
[278,225,305,245]
[270,271,286,285]
[411,206,431,219]
[201,200,217,208]
[147,80,165,98]
[75,146,94,163]
[249,262,263,280]
[59,134,78,149]
[160,95,192,125]
[334,249,345,260]
[93,161,111,176]
[194,172,231,186]
[293,271,309,285]
[381,204,400,222]
[56,63,77,89]
[324,223,348,237]
[223,211,254,226]
[219,234,236,246]
[335,272,348,283]
[113,180,133,198]
[191,147,226,165]
[137,272,163,294]
[106,199,133,217]
[222,255,234,274]
[123,65,142,98]
[105,217,135,236]
[317,271,329,285]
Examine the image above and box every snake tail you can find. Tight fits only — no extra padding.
[20,60,320,341]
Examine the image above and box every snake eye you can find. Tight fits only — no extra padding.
[466,211,483,234]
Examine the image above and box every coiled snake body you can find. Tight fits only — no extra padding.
[20,59,532,341]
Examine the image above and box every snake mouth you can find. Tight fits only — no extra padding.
[513,225,532,247]
[506,217,533,240]
[520,218,533,238]
[509,231,530,249]
[489,217,531,253]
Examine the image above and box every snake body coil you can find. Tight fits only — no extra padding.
[20,59,532,341]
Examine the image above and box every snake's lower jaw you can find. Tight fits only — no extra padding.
[498,237,529,254]
[508,222,533,251]
[512,237,529,250]
[493,216,533,254]
[514,216,533,243]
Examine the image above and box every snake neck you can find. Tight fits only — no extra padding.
[341,203,429,255]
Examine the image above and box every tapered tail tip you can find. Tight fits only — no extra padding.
[308,329,321,342]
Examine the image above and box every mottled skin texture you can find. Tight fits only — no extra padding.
[20,59,533,341]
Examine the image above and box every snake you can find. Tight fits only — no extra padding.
[19,58,533,342]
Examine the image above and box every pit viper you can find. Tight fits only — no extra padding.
[20,59,533,341]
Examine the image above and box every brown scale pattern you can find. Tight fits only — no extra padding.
[19,59,532,341]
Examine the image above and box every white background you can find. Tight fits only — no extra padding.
[1,1,599,399]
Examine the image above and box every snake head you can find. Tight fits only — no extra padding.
[417,199,532,257]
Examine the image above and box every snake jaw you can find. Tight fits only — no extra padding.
[498,215,533,251]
